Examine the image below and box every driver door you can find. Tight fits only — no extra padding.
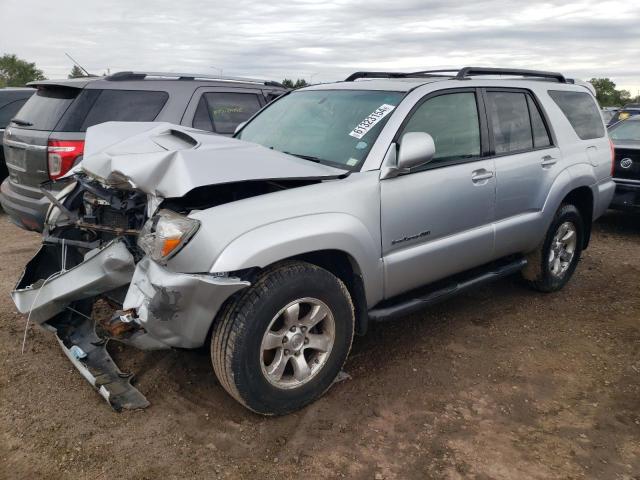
[380,89,496,298]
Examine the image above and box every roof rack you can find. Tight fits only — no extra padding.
[105,71,285,88]
[455,67,566,83]
[345,66,567,83]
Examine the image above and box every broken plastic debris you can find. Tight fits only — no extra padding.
[69,345,87,360]
[333,370,351,384]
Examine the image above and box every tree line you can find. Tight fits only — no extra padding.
[2,53,638,106]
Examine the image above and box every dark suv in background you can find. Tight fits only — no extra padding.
[1,72,286,231]
[0,88,34,183]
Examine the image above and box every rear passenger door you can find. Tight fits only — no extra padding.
[184,88,265,136]
[483,88,560,257]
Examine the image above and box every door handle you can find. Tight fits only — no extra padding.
[541,155,557,167]
[471,170,494,183]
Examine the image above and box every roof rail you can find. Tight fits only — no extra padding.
[455,67,567,83]
[345,67,567,84]
[105,71,285,88]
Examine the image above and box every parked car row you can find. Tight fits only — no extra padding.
[0,72,286,231]
[7,66,616,414]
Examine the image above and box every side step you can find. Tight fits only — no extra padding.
[52,312,149,411]
[369,257,527,322]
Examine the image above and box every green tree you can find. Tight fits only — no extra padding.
[282,78,309,89]
[0,54,46,87]
[68,65,86,78]
[589,77,632,107]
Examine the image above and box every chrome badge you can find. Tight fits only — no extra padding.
[620,158,633,169]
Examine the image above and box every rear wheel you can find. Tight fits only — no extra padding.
[522,204,584,292]
[211,261,354,415]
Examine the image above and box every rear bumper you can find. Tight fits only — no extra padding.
[610,179,640,211]
[0,178,49,232]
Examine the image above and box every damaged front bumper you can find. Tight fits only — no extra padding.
[122,258,249,349]
[12,240,136,324]
[12,238,250,410]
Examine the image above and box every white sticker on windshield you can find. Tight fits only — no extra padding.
[349,104,396,139]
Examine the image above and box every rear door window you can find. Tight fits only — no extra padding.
[548,90,604,140]
[486,91,533,154]
[79,90,168,131]
[10,86,80,130]
[192,92,262,134]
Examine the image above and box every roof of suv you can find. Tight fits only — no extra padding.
[27,71,286,90]
[305,67,591,94]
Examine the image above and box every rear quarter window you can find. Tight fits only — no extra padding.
[78,89,168,132]
[548,90,604,140]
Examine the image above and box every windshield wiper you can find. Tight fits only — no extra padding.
[11,118,33,127]
[283,151,323,163]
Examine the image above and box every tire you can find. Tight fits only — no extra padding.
[211,261,354,415]
[522,204,584,292]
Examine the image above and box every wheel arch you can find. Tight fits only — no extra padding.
[560,186,594,249]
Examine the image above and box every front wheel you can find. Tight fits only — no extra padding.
[522,204,584,292]
[211,261,354,415]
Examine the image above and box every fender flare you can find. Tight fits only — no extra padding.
[210,212,384,306]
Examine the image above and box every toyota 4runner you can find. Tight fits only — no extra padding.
[12,67,615,414]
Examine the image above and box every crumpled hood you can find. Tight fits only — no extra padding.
[75,122,348,198]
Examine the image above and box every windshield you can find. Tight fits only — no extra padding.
[610,120,640,141]
[237,89,404,169]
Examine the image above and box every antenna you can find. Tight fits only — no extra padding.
[65,53,92,77]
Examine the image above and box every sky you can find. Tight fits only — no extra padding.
[1,0,639,93]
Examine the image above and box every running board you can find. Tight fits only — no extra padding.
[53,314,150,411]
[369,257,527,322]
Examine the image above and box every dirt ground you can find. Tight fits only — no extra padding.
[0,211,638,480]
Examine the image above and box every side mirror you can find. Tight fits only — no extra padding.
[234,121,247,135]
[397,132,436,171]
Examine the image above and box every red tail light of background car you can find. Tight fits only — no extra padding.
[47,140,85,180]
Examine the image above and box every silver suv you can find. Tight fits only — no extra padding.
[12,67,615,414]
[1,71,286,231]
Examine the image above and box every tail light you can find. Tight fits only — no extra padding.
[47,140,84,180]
[609,138,615,177]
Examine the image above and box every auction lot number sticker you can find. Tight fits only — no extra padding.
[349,104,396,139]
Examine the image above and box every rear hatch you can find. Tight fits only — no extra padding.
[4,84,84,196]
[612,144,640,181]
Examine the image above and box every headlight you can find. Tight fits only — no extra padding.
[138,209,200,263]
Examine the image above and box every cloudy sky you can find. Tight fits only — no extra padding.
[2,0,639,91]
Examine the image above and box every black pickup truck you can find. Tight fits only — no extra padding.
[609,115,640,211]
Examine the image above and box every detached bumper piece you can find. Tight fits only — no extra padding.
[53,313,149,411]
[12,240,136,325]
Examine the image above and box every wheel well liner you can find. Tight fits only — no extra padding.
[562,186,593,249]
[290,250,369,336]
